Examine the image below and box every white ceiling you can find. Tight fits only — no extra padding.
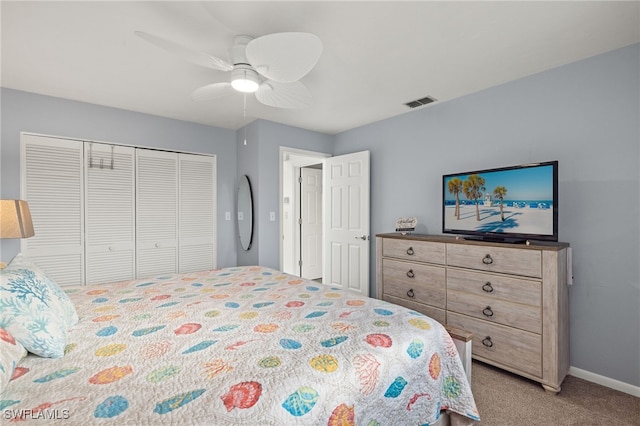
[2,1,639,135]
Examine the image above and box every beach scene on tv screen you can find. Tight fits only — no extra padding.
[444,165,554,235]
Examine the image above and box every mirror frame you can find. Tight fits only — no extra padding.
[237,175,254,251]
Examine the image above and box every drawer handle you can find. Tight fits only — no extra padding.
[406,269,415,278]
[482,336,494,348]
[482,282,494,293]
[407,288,415,298]
[482,306,494,317]
[406,247,415,256]
[482,254,494,265]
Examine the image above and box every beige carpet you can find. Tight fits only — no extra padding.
[471,361,640,425]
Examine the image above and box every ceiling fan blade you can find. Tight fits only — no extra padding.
[255,80,313,109]
[246,32,322,83]
[135,31,233,72]
[191,82,234,101]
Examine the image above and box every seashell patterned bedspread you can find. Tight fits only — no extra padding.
[1,266,479,425]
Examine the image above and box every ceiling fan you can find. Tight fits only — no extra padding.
[135,30,322,109]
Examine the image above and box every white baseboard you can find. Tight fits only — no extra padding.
[569,366,640,397]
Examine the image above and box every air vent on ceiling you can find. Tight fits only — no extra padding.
[405,95,437,109]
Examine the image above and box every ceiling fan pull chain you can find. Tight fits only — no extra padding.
[243,93,247,146]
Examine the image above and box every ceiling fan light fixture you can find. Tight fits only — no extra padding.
[231,67,259,93]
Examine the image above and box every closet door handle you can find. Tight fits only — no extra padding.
[406,269,415,278]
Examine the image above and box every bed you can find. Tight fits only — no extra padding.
[1,261,479,425]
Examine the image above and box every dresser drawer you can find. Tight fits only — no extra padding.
[447,244,542,278]
[447,289,541,333]
[383,238,445,264]
[383,295,446,325]
[447,312,542,378]
[382,258,446,308]
[447,268,541,307]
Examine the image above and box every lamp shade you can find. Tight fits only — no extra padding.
[0,200,35,238]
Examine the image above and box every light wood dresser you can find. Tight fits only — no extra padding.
[376,233,570,393]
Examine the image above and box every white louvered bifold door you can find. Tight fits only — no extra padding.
[136,149,178,278]
[21,134,84,286]
[85,143,136,285]
[178,153,216,273]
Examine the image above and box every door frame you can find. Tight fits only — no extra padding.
[300,165,323,279]
[279,147,330,276]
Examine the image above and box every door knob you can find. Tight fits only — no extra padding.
[355,235,368,240]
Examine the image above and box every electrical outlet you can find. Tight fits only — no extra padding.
[225,212,231,221]
[269,211,276,221]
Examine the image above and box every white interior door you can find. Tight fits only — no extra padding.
[280,148,330,276]
[301,167,322,280]
[178,153,216,273]
[85,143,136,285]
[136,149,178,278]
[21,134,85,286]
[322,150,370,295]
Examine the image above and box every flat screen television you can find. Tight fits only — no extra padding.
[442,161,558,243]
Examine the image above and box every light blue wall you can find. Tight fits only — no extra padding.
[0,88,238,268]
[236,120,260,266]
[235,119,334,269]
[334,43,640,387]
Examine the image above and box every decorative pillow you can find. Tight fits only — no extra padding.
[0,260,70,358]
[7,253,78,329]
[0,327,27,393]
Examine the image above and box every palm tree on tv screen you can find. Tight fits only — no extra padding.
[448,177,463,219]
[463,174,486,221]
[493,186,508,221]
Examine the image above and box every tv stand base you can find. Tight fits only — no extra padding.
[462,235,527,244]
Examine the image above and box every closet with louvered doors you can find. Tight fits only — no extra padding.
[20,133,217,286]
[135,151,216,277]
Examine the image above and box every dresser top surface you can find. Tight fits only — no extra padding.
[376,233,569,251]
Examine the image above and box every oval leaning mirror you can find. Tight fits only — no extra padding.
[237,175,254,251]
